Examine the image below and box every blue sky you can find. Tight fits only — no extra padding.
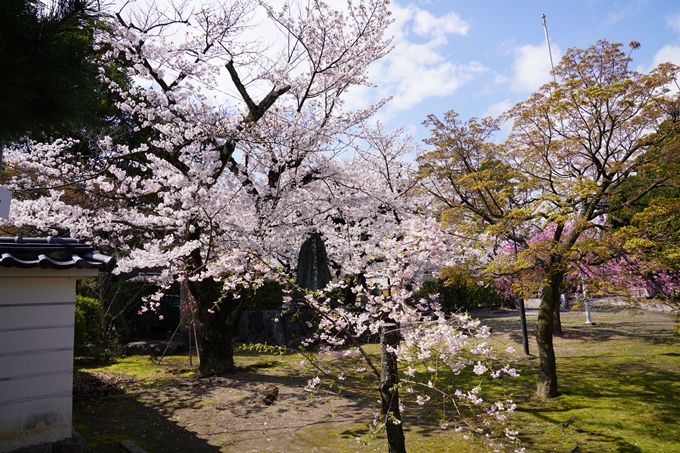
[112,0,680,147]
[348,0,680,143]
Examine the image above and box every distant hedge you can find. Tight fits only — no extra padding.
[417,267,505,312]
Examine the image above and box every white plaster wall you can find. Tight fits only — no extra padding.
[0,270,95,453]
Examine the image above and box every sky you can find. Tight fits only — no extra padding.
[349,0,680,144]
[110,0,680,148]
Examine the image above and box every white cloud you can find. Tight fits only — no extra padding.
[412,9,469,41]
[666,13,680,36]
[635,41,680,74]
[510,43,560,93]
[344,3,486,118]
[652,44,680,67]
[483,100,513,119]
[650,45,680,100]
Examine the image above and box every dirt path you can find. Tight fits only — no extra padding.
[140,374,372,452]
[74,370,375,452]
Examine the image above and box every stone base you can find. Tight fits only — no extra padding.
[9,429,89,453]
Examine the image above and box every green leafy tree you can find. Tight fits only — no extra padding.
[416,40,680,398]
[608,117,680,307]
[0,0,101,142]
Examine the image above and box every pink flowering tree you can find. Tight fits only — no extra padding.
[578,252,680,310]
[0,0,397,376]
[300,218,522,453]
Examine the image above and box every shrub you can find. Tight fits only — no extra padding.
[74,295,103,358]
[242,279,285,311]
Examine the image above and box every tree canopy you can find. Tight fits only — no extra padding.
[0,0,101,141]
[415,40,680,397]
[1,0,399,376]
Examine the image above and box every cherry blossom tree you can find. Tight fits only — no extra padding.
[300,218,521,453]
[307,123,417,274]
[1,0,395,376]
[0,5,525,451]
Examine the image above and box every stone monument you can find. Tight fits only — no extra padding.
[295,232,332,292]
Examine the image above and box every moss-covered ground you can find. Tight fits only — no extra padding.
[73,306,679,452]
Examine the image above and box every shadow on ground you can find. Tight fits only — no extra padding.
[74,373,223,453]
[73,369,373,453]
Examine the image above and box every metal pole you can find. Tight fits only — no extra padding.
[512,229,530,355]
[193,320,200,363]
[580,269,594,325]
[584,301,593,325]
[518,297,530,355]
[541,13,557,83]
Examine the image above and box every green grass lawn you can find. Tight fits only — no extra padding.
[478,306,680,453]
[73,307,680,452]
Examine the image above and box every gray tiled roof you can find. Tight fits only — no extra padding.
[0,236,116,272]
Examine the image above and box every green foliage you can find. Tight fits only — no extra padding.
[417,267,504,312]
[74,294,103,359]
[0,0,103,141]
[77,277,159,342]
[610,118,680,223]
[235,343,288,355]
[241,279,285,311]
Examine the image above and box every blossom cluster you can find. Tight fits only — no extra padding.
[300,218,522,449]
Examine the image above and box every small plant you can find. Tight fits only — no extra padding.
[236,343,288,355]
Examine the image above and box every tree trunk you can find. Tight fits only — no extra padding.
[197,305,235,375]
[190,278,245,376]
[379,323,406,453]
[535,271,564,398]
[109,298,133,342]
[553,298,563,335]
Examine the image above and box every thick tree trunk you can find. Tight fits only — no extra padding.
[197,306,236,375]
[553,299,563,335]
[535,271,564,398]
[379,323,406,453]
[190,278,245,376]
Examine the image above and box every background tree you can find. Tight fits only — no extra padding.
[0,0,102,146]
[598,116,680,312]
[416,40,679,398]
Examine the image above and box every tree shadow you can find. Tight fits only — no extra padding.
[471,308,680,451]
[73,380,223,452]
[476,309,678,347]
[75,368,377,452]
